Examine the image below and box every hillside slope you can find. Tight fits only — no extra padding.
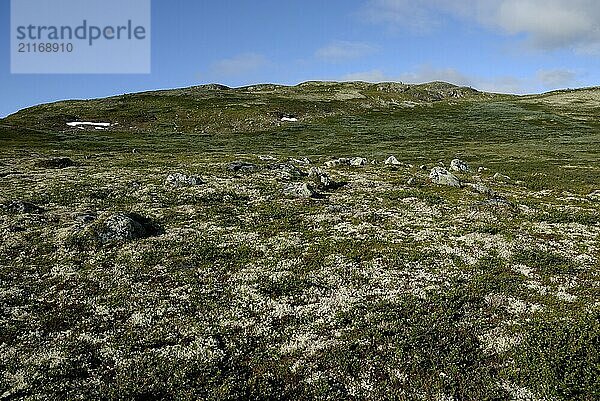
[2,81,492,134]
[0,82,599,400]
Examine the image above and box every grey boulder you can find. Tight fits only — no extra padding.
[98,213,160,244]
[385,156,402,166]
[165,173,204,187]
[450,159,470,173]
[350,157,368,167]
[228,161,259,173]
[284,183,316,198]
[429,167,461,187]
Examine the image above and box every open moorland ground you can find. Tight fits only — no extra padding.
[0,82,599,400]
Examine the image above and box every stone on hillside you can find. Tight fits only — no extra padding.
[72,213,97,224]
[324,158,351,168]
[267,163,307,180]
[466,183,496,196]
[3,200,44,214]
[479,197,513,208]
[385,156,402,165]
[350,157,367,167]
[165,173,204,187]
[450,159,470,173]
[429,167,461,187]
[309,167,336,191]
[291,157,311,165]
[283,182,315,198]
[228,161,259,173]
[493,173,511,182]
[588,190,600,200]
[34,157,75,169]
[98,213,160,244]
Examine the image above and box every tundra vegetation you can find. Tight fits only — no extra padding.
[0,81,599,400]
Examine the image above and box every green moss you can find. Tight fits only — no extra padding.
[507,311,600,401]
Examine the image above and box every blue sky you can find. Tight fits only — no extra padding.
[2,0,600,117]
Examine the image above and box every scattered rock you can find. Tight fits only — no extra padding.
[385,156,402,166]
[450,159,470,173]
[309,167,345,191]
[267,163,307,180]
[324,157,367,168]
[129,181,142,190]
[326,204,347,213]
[493,173,512,182]
[465,183,496,196]
[429,167,461,187]
[3,200,44,214]
[588,190,600,200]
[228,161,259,173]
[72,213,97,224]
[97,213,161,244]
[324,158,349,167]
[407,177,417,186]
[419,165,428,171]
[291,157,311,165]
[310,167,332,189]
[34,157,76,169]
[350,157,368,167]
[165,173,204,187]
[480,197,513,208]
[283,182,315,198]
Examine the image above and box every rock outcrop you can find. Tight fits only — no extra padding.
[429,167,461,187]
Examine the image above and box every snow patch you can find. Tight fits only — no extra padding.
[67,122,111,128]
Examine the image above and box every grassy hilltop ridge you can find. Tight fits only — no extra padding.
[0,81,598,400]
[2,81,492,135]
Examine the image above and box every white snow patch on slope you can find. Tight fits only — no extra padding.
[67,122,111,128]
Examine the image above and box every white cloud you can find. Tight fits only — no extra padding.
[477,76,528,94]
[361,0,443,33]
[342,66,475,87]
[489,1,600,50]
[397,66,474,87]
[210,53,268,77]
[361,0,600,51]
[343,65,583,93]
[316,41,377,61]
[341,69,388,82]
[536,69,578,89]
